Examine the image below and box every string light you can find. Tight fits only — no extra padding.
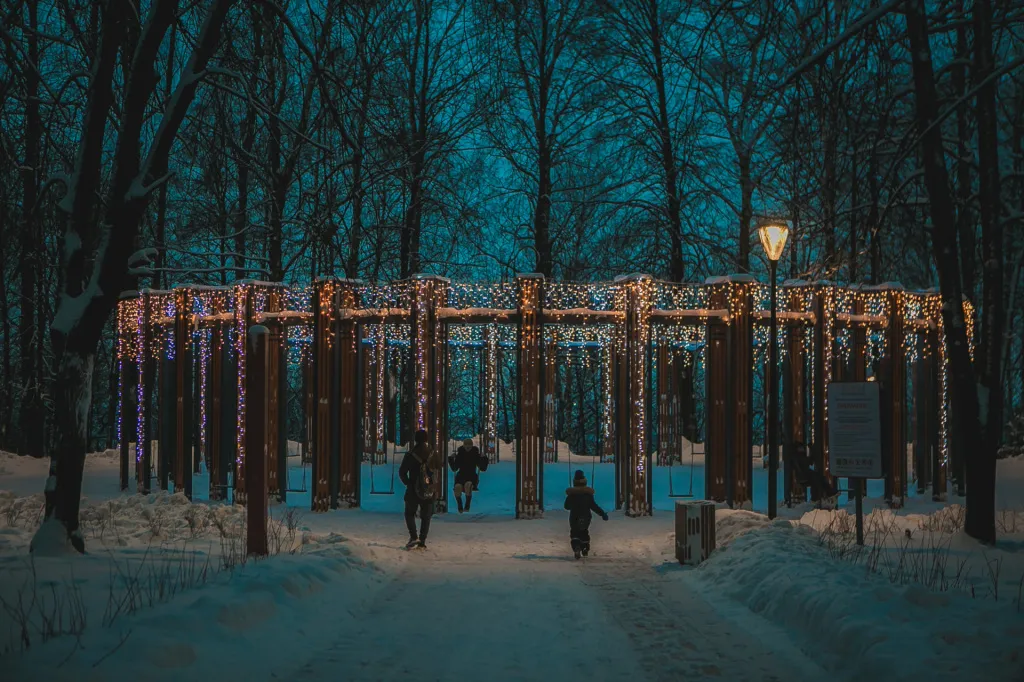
[116,275,967,509]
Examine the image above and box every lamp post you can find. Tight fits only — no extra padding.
[759,219,789,520]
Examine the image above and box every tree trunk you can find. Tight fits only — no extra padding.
[968,0,1001,544]
[904,0,986,540]
[153,23,176,291]
[650,6,683,281]
[35,0,231,553]
[234,105,256,281]
[738,152,752,273]
[954,4,976,303]
[535,141,553,277]
[19,0,43,458]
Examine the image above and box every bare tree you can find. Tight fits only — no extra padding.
[33,0,232,553]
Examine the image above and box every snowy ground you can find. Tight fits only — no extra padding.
[1,450,1022,681]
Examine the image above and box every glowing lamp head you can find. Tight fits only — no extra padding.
[758,220,790,263]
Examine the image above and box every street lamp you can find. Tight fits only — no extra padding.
[759,218,790,520]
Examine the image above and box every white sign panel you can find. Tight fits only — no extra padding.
[827,382,882,478]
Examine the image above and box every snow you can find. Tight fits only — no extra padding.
[1,449,1022,680]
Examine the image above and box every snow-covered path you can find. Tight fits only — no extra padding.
[278,522,820,682]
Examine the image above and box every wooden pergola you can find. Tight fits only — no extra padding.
[115,274,968,517]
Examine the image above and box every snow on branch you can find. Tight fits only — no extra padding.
[127,247,159,276]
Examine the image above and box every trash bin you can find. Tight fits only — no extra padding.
[675,500,716,565]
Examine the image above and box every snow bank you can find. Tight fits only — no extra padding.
[2,534,387,681]
[693,522,1024,682]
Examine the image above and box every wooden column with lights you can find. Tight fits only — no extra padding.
[848,291,869,499]
[926,318,946,500]
[207,293,226,501]
[303,349,314,464]
[407,276,449,511]
[434,280,450,511]
[157,306,174,492]
[173,286,194,500]
[311,278,337,512]
[602,343,616,464]
[705,285,729,502]
[516,274,544,518]
[781,282,810,504]
[615,320,629,508]
[621,275,652,517]
[879,284,907,505]
[245,324,270,556]
[117,293,136,491]
[264,287,285,503]
[811,283,835,488]
[231,281,264,506]
[543,339,558,463]
[482,325,499,463]
[731,278,755,507]
[138,291,154,494]
[657,344,680,466]
[363,331,379,464]
[336,279,363,509]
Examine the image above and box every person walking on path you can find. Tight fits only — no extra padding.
[399,430,442,549]
[563,469,608,559]
[448,438,488,513]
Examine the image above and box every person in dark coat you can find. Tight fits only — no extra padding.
[448,438,486,513]
[791,441,837,505]
[563,469,608,559]
[399,430,441,548]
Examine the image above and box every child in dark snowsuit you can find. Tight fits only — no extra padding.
[564,469,608,559]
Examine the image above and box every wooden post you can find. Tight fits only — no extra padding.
[246,325,270,557]
[811,283,835,490]
[138,290,154,494]
[516,274,544,518]
[303,349,314,464]
[615,323,629,508]
[879,284,907,506]
[207,295,225,501]
[265,288,284,503]
[728,278,754,507]
[406,276,450,511]
[781,282,810,504]
[158,352,174,492]
[217,330,236,501]
[336,279,362,509]
[173,287,193,500]
[433,279,450,510]
[601,343,615,464]
[233,282,253,505]
[927,321,946,500]
[621,275,653,517]
[705,292,728,502]
[544,339,557,463]
[311,278,336,512]
[363,329,378,463]
[483,325,499,463]
[117,294,133,491]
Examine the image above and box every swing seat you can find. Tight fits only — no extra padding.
[667,443,700,498]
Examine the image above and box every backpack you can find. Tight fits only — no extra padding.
[413,445,437,501]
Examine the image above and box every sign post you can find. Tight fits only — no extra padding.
[827,381,882,546]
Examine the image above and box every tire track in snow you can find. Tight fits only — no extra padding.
[578,554,798,682]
